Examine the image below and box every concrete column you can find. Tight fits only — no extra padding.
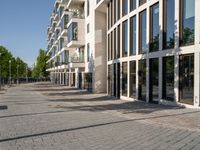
[194,52,200,107]
[174,55,179,103]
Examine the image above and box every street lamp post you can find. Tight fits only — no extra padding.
[26,66,28,83]
[9,60,11,86]
[17,65,19,85]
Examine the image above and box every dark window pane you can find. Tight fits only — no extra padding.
[122,0,128,16]
[163,0,175,49]
[122,20,128,57]
[138,59,146,101]
[180,0,195,46]
[139,0,146,6]
[130,0,136,12]
[179,54,194,105]
[117,25,120,58]
[122,62,128,96]
[163,56,174,101]
[130,61,136,98]
[139,10,147,54]
[130,16,137,55]
[150,3,159,52]
[118,0,121,20]
[149,58,159,103]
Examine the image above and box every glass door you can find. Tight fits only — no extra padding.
[179,54,194,105]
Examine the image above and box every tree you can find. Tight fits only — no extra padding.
[32,49,49,79]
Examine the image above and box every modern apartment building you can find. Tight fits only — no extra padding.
[47,0,200,108]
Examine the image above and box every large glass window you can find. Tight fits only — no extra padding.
[111,31,113,59]
[163,56,174,101]
[139,0,146,6]
[87,0,90,16]
[87,43,90,62]
[150,3,159,52]
[163,0,175,49]
[179,54,194,105]
[108,4,110,29]
[68,22,78,42]
[114,29,117,59]
[118,0,121,20]
[130,61,136,98]
[138,60,146,101]
[149,58,159,103]
[180,0,195,46]
[108,65,113,95]
[122,20,128,57]
[130,16,137,56]
[130,0,136,12]
[139,10,147,54]
[122,0,128,16]
[122,62,128,96]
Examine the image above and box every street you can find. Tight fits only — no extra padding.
[0,83,200,150]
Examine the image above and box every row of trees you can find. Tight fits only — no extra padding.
[0,46,50,84]
[0,46,29,80]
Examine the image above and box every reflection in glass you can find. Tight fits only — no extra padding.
[163,0,175,49]
[163,56,174,101]
[150,3,159,52]
[149,58,159,103]
[122,20,128,57]
[179,54,194,105]
[122,62,128,96]
[122,0,128,16]
[130,61,136,98]
[139,0,146,6]
[180,0,195,46]
[130,16,136,55]
[138,60,146,101]
[139,10,147,54]
[130,0,136,12]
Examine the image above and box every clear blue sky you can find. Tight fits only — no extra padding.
[0,0,54,67]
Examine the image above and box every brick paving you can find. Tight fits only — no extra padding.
[0,83,200,150]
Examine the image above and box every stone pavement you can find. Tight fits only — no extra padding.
[0,83,200,150]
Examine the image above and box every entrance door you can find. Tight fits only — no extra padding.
[179,54,194,105]
[149,58,159,103]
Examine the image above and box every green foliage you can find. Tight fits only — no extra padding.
[0,46,28,78]
[32,49,49,79]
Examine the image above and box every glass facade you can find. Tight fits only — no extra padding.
[139,10,147,54]
[180,0,195,46]
[150,3,159,52]
[163,0,175,49]
[130,16,136,55]
[163,56,174,101]
[122,20,128,57]
[122,62,128,96]
[117,25,120,58]
[130,61,136,98]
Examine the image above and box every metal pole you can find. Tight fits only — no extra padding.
[17,65,19,85]
[26,67,28,83]
[9,60,11,86]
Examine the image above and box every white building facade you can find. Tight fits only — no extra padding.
[47,0,200,108]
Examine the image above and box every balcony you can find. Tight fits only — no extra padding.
[68,56,85,68]
[67,0,85,9]
[67,19,85,48]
